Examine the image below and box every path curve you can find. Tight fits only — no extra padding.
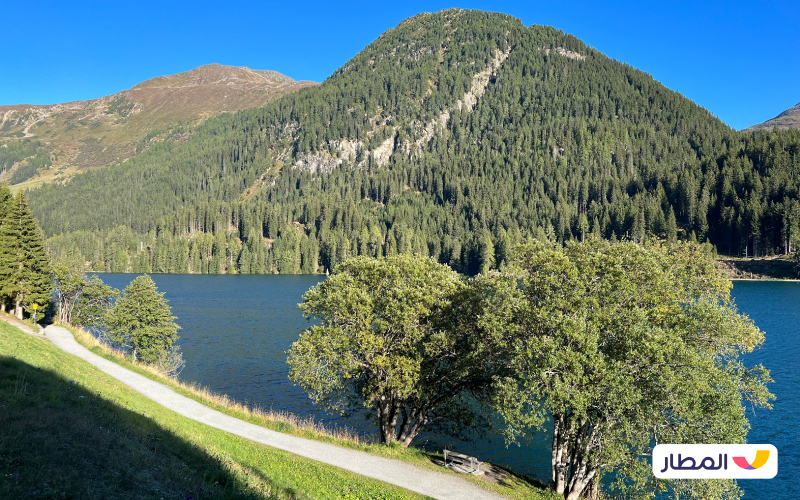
[43,325,506,500]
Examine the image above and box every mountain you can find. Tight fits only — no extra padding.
[28,9,800,274]
[745,102,800,131]
[0,64,316,188]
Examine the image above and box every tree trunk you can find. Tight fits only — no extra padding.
[565,467,597,500]
[377,399,398,444]
[581,475,600,500]
[565,421,599,500]
[551,413,571,495]
[1,302,5,313]
[398,411,427,447]
[396,408,412,444]
[15,301,23,320]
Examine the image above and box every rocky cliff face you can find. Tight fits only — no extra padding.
[0,64,316,188]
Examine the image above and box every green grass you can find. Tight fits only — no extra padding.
[0,321,430,500]
[65,326,556,500]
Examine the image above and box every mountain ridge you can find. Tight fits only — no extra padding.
[0,64,316,188]
[745,102,800,131]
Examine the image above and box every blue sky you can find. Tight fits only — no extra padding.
[2,0,797,130]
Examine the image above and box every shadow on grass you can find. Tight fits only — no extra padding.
[0,355,279,500]
[426,453,550,491]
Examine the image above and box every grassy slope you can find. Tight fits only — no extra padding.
[65,326,555,500]
[2,65,317,190]
[0,321,428,500]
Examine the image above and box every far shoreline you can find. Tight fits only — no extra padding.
[730,278,800,282]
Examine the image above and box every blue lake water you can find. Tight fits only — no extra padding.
[97,274,799,498]
[728,281,799,499]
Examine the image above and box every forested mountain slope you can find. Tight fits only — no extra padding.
[0,64,315,189]
[28,9,800,274]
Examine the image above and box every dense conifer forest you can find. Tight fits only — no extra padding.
[28,10,800,274]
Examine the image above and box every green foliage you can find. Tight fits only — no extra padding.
[8,149,52,185]
[0,140,40,170]
[104,275,181,365]
[0,140,52,185]
[52,260,119,326]
[105,95,135,117]
[0,190,53,318]
[494,239,773,499]
[288,254,506,446]
[794,249,800,276]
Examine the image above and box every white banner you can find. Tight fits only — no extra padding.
[653,444,778,479]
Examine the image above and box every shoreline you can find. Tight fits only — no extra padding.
[730,278,800,282]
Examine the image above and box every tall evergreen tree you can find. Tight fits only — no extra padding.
[104,274,181,364]
[0,186,12,312]
[0,191,53,319]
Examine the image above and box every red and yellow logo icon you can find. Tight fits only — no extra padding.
[732,450,770,470]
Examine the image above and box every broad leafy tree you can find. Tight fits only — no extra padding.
[52,260,119,326]
[288,254,508,446]
[494,239,773,500]
[104,275,180,365]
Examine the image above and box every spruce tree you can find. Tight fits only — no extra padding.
[104,274,180,363]
[0,186,12,220]
[666,207,678,244]
[0,186,13,312]
[0,191,52,319]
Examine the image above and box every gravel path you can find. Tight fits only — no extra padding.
[43,325,507,500]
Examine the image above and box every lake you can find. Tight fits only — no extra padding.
[97,274,798,499]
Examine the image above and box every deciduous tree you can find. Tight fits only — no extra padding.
[495,239,773,500]
[288,254,508,446]
[52,260,119,326]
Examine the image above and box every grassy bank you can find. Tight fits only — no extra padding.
[0,320,429,500]
[66,325,555,500]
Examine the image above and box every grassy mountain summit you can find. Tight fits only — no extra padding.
[745,101,800,131]
[0,64,316,189]
[28,9,800,274]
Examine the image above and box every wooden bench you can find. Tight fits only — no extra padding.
[443,449,483,475]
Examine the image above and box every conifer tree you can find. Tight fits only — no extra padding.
[18,11,800,271]
[104,274,180,364]
[0,186,12,312]
[0,186,12,220]
[0,191,53,319]
[479,231,495,273]
[666,207,678,244]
